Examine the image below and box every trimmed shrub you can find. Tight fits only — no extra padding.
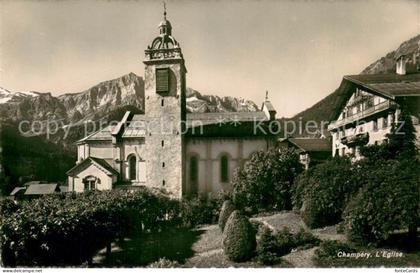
[232,148,303,214]
[222,210,256,262]
[218,200,235,231]
[343,159,419,243]
[292,156,360,228]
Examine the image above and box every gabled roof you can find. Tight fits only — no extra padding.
[66,157,118,176]
[280,138,331,153]
[25,184,59,195]
[344,73,420,99]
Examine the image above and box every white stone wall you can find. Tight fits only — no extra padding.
[69,164,116,193]
[121,139,147,182]
[185,137,272,194]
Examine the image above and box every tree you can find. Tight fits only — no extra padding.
[292,156,359,228]
[231,147,303,214]
[343,159,419,244]
[358,104,419,243]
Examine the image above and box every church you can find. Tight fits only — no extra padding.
[66,11,278,198]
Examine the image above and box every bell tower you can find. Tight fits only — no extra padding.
[143,5,187,198]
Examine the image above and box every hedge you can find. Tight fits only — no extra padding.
[0,189,180,266]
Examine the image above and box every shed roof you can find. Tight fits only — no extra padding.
[10,187,26,196]
[280,138,331,153]
[25,184,59,195]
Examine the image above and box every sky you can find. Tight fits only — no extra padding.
[0,0,419,117]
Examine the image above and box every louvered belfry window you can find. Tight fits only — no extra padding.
[156,68,169,93]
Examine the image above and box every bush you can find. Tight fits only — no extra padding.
[293,228,321,249]
[292,156,360,228]
[0,199,20,215]
[315,241,356,259]
[147,258,181,268]
[0,189,181,266]
[343,159,419,243]
[256,226,280,265]
[222,210,256,262]
[218,200,235,231]
[256,226,320,265]
[179,194,223,228]
[232,148,303,214]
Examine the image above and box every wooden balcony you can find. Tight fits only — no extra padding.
[328,100,396,130]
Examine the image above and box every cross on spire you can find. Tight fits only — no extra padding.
[163,1,167,20]
[265,90,269,101]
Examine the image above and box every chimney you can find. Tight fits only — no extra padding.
[396,54,406,75]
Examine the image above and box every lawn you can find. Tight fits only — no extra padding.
[93,212,419,268]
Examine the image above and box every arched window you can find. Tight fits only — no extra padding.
[83,176,99,191]
[129,155,137,181]
[220,155,229,183]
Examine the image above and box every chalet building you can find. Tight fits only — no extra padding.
[278,138,331,169]
[328,56,420,158]
[66,11,278,197]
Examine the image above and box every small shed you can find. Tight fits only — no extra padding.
[9,187,26,200]
[278,137,331,169]
[24,183,61,197]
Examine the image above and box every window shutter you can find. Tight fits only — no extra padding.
[156,68,169,93]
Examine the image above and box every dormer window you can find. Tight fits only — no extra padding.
[156,68,169,93]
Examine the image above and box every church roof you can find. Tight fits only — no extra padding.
[76,111,273,142]
[122,114,148,138]
[77,125,116,143]
[186,111,274,137]
[66,157,118,176]
[187,111,268,127]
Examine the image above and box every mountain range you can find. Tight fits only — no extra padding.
[0,73,258,125]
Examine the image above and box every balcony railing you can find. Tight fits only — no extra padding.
[328,100,396,130]
[341,132,369,147]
